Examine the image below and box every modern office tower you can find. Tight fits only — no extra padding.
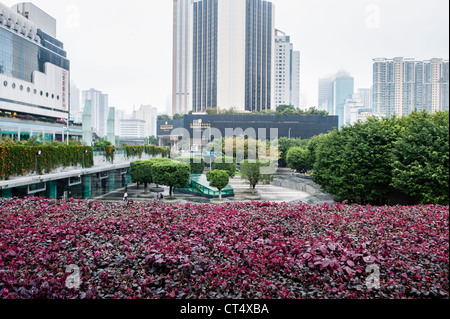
[441,60,449,111]
[191,0,275,113]
[274,29,300,109]
[82,89,109,138]
[333,70,355,128]
[119,118,146,140]
[132,105,158,137]
[11,2,56,37]
[318,77,334,114]
[0,2,70,130]
[318,71,355,126]
[172,0,193,115]
[373,57,449,117]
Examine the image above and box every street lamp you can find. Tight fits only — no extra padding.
[35,150,42,174]
[288,128,292,140]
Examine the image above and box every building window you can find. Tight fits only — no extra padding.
[20,85,24,91]
[27,87,31,93]
[3,81,7,87]
[12,83,16,89]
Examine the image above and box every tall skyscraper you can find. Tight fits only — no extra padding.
[172,0,192,115]
[318,71,354,128]
[82,89,109,138]
[318,77,334,114]
[132,105,158,138]
[333,70,355,128]
[373,57,449,117]
[175,0,275,113]
[274,29,300,109]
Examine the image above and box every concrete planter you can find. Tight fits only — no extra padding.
[150,187,164,193]
[163,198,179,204]
[138,192,156,198]
[210,198,230,204]
[245,194,261,200]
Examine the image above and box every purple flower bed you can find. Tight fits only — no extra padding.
[0,198,448,299]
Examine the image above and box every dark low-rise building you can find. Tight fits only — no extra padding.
[158,114,338,148]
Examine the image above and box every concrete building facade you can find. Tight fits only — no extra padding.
[274,29,300,109]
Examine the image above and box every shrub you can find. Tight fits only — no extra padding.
[212,156,237,178]
[0,145,93,180]
[391,111,449,205]
[286,147,313,172]
[0,198,447,299]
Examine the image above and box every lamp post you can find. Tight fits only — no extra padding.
[288,128,292,140]
[35,150,42,175]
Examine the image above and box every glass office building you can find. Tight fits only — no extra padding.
[0,2,70,134]
[191,0,274,113]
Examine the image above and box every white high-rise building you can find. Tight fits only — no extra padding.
[132,105,158,138]
[274,29,300,109]
[82,89,109,138]
[172,0,193,115]
[373,57,449,117]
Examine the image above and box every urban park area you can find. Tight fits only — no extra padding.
[0,111,448,300]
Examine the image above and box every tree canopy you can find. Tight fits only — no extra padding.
[151,161,191,198]
[206,170,230,199]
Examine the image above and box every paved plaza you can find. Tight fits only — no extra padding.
[94,173,334,206]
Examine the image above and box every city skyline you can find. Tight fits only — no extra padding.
[1,0,448,115]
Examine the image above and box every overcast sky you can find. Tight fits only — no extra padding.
[2,0,449,114]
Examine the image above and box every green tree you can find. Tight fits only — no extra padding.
[130,161,153,192]
[277,137,307,168]
[240,160,274,194]
[174,156,205,174]
[276,105,295,114]
[286,147,313,172]
[173,113,184,120]
[313,116,400,205]
[130,158,172,191]
[146,136,159,145]
[151,161,191,198]
[207,170,230,200]
[391,111,449,205]
[157,114,171,121]
[212,156,237,178]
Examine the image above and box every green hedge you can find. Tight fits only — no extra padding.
[0,145,94,180]
[125,145,170,159]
